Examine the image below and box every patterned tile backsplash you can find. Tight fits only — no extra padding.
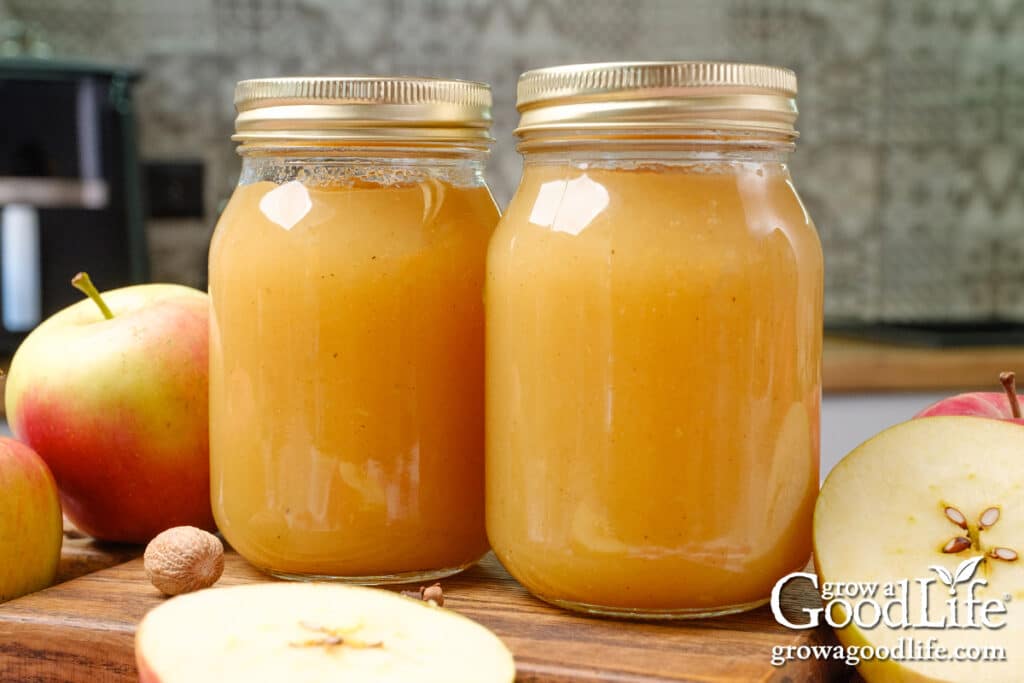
[2,0,1021,323]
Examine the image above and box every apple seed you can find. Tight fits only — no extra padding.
[290,621,383,650]
[944,506,968,530]
[990,547,1019,562]
[979,507,1001,529]
[943,536,972,554]
[939,502,1019,564]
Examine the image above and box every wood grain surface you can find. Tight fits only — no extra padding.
[0,550,852,683]
[56,518,142,585]
[823,336,1024,392]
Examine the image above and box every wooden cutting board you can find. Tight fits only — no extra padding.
[822,335,1024,392]
[56,517,142,585]
[0,549,851,682]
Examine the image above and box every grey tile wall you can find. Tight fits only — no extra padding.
[2,0,1021,323]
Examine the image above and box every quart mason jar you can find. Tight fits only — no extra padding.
[486,62,823,618]
[210,77,498,582]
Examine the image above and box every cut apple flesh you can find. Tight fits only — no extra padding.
[815,416,1024,683]
[136,582,515,683]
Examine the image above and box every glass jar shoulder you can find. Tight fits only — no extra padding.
[211,157,499,265]
[495,159,819,253]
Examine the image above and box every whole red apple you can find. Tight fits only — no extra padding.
[5,273,213,543]
[0,437,62,602]
[915,370,1024,423]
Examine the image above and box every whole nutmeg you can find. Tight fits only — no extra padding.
[144,526,224,596]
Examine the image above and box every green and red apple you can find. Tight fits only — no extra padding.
[5,273,213,543]
[815,416,1024,682]
[916,371,1024,423]
[0,437,62,602]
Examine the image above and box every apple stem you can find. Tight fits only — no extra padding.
[999,371,1021,419]
[71,272,114,320]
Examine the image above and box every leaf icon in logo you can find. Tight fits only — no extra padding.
[930,565,955,593]
[930,555,985,596]
[953,555,985,585]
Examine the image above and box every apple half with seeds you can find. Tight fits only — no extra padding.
[815,416,1024,683]
[136,582,515,683]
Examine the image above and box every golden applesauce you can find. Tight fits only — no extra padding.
[487,62,823,617]
[209,77,497,581]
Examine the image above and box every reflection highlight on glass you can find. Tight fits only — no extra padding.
[528,174,609,236]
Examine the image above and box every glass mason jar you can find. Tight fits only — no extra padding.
[486,62,823,618]
[210,77,498,582]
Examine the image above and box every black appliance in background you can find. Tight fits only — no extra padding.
[0,58,147,353]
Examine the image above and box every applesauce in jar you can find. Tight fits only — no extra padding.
[487,62,822,617]
[210,77,497,582]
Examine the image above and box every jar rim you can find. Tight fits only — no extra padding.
[514,61,798,138]
[233,76,494,145]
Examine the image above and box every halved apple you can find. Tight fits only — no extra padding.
[136,582,515,683]
[814,416,1024,683]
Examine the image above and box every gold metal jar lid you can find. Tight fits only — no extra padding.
[515,61,797,136]
[233,76,493,145]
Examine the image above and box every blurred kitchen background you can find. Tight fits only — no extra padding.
[0,0,1021,472]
